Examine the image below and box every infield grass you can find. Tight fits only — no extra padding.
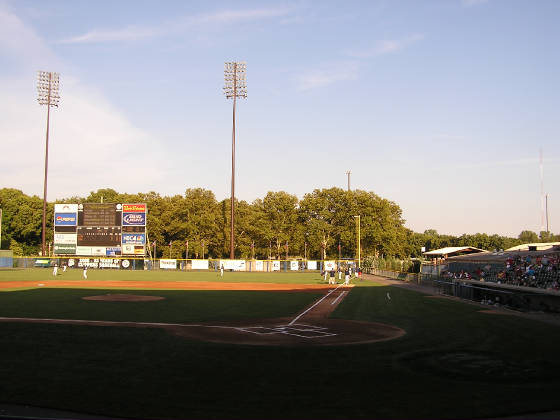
[0,279,559,419]
[0,288,321,322]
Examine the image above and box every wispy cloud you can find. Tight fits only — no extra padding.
[59,7,292,44]
[60,25,157,44]
[347,33,425,59]
[0,5,168,199]
[296,62,359,91]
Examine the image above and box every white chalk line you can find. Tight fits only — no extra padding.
[236,323,337,339]
[0,287,351,340]
[331,290,347,306]
[0,316,337,340]
[288,284,343,326]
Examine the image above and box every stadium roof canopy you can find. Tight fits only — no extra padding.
[423,246,485,257]
[505,242,560,251]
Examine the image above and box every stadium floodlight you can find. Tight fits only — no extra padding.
[223,61,247,259]
[37,71,60,257]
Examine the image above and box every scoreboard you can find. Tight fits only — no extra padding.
[79,203,121,226]
[53,203,147,256]
[77,226,121,246]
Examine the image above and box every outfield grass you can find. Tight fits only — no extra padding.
[0,280,559,419]
[0,268,326,284]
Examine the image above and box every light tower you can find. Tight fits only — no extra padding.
[37,71,60,257]
[223,62,247,259]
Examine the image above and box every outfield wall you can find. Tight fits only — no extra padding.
[11,257,359,272]
[0,250,13,268]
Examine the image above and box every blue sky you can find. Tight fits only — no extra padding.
[0,0,558,237]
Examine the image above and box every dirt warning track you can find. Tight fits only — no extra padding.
[0,280,336,291]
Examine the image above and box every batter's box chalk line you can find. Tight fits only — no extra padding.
[236,323,337,339]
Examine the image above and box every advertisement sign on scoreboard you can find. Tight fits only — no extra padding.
[54,233,77,244]
[122,204,146,213]
[122,233,146,245]
[76,246,93,255]
[122,244,134,255]
[54,244,76,255]
[54,213,77,226]
[54,204,78,213]
[122,212,146,226]
[106,247,122,256]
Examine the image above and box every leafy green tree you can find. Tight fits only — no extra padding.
[518,230,539,243]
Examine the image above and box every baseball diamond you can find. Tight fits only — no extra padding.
[0,270,560,420]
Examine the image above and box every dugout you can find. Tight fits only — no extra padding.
[435,278,560,312]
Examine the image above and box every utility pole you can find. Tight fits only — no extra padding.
[546,194,549,234]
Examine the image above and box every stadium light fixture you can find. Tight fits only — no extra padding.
[37,71,60,257]
[223,61,247,259]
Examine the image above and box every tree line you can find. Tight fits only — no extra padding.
[0,187,557,258]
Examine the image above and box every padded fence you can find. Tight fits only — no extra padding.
[9,257,359,272]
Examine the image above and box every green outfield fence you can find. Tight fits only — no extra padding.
[8,256,360,273]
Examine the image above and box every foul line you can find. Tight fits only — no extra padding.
[331,290,347,306]
[289,284,343,326]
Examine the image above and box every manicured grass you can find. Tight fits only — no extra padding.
[0,268,326,284]
[0,282,559,419]
[0,288,321,323]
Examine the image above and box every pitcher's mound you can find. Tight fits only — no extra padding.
[82,294,165,302]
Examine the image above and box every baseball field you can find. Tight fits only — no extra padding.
[1,268,560,419]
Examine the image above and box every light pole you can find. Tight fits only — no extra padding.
[37,71,60,256]
[354,215,361,267]
[346,170,351,191]
[224,62,247,259]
